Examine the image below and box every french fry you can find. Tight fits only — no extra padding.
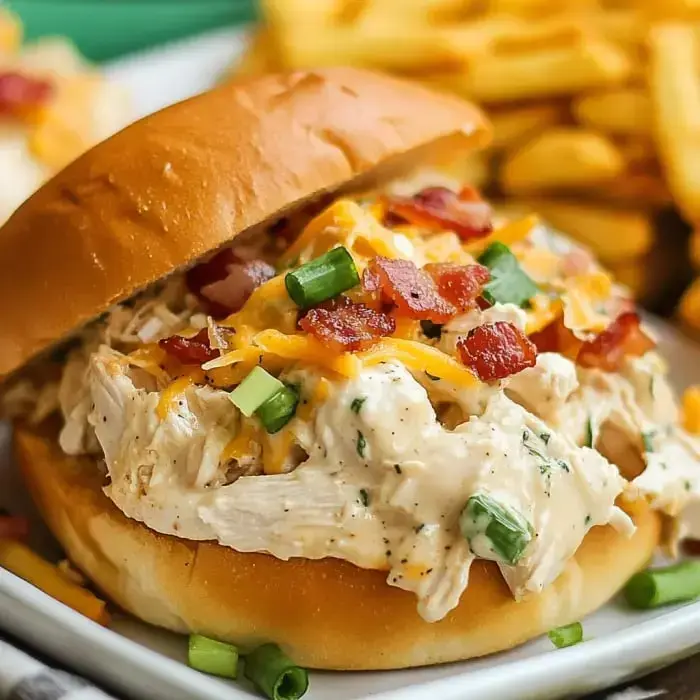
[615,137,658,169]
[587,171,672,208]
[490,104,565,150]
[260,0,340,30]
[485,0,598,16]
[690,229,700,268]
[584,9,647,49]
[351,0,472,26]
[573,87,653,137]
[517,199,653,262]
[0,539,109,625]
[501,129,625,194]
[0,7,21,55]
[648,23,700,222]
[643,0,700,19]
[231,30,280,78]
[679,276,700,331]
[275,25,461,70]
[459,38,632,103]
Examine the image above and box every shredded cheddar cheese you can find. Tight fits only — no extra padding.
[360,339,480,388]
[263,429,296,475]
[156,371,203,421]
[683,387,700,435]
[222,420,261,463]
[253,330,361,377]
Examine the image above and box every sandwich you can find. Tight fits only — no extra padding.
[1,67,698,671]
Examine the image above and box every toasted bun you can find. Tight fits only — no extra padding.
[16,423,660,670]
[0,67,488,378]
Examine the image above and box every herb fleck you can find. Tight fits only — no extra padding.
[350,397,366,415]
[359,488,369,507]
[540,432,551,445]
[356,430,367,458]
[394,464,402,475]
[642,430,655,453]
[584,514,592,526]
[414,523,425,534]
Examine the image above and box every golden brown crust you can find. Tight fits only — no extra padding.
[16,423,660,670]
[0,67,488,378]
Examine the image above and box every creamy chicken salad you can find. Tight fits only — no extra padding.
[6,176,700,623]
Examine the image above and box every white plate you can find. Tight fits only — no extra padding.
[3,27,700,700]
[3,317,700,700]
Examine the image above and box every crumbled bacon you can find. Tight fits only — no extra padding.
[457,321,537,381]
[0,72,53,117]
[159,328,219,365]
[363,256,456,323]
[576,312,655,372]
[424,263,490,312]
[0,515,29,540]
[299,296,395,352]
[528,319,582,360]
[383,186,493,241]
[186,248,275,317]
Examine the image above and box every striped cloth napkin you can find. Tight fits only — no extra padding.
[0,638,115,700]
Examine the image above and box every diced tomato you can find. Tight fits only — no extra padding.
[159,328,219,365]
[299,296,395,352]
[457,321,537,381]
[577,312,655,372]
[382,186,493,241]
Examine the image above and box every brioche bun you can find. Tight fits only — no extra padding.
[16,423,660,670]
[0,67,488,378]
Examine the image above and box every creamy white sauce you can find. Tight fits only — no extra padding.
[76,347,633,622]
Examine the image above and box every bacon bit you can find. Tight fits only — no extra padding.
[0,515,29,540]
[424,263,490,312]
[0,72,53,118]
[363,256,456,323]
[457,321,537,381]
[383,186,493,241]
[299,296,395,352]
[529,318,582,360]
[159,329,219,365]
[186,248,275,317]
[576,312,655,372]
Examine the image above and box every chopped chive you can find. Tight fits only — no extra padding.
[642,430,655,453]
[548,622,583,649]
[256,385,299,434]
[356,430,366,458]
[478,242,539,308]
[540,432,551,445]
[584,417,595,448]
[285,246,359,309]
[244,643,309,700]
[420,320,443,340]
[229,367,284,417]
[188,634,238,679]
[350,397,366,415]
[359,488,370,507]
[460,492,533,565]
[624,561,700,609]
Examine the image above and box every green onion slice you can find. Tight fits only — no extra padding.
[478,241,539,308]
[285,247,360,309]
[244,643,309,700]
[624,561,700,609]
[548,622,583,649]
[460,492,533,565]
[229,367,284,417]
[256,385,299,434]
[188,634,239,679]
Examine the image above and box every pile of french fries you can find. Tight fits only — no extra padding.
[234,0,700,328]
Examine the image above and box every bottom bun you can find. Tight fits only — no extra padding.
[15,423,660,670]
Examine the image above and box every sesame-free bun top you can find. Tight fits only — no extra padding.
[0,67,489,378]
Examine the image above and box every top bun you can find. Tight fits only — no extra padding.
[0,67,489,378]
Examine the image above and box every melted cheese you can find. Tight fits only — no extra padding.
[156,371,203,420]
[360,338,480,388]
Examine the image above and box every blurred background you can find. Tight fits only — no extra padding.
[4,0,700,332]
